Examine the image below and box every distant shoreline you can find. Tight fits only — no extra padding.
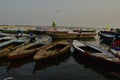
[0,25,114,30]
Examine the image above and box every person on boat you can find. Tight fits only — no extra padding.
[111,28,115,32]
[111,28,113,31]
[116,28,119,33]
[30,32,33,36]
[110,34,120,50]
[17,29,22,34]
[29,32,35,43]
[36,27,39,30]
[16,29,22,38]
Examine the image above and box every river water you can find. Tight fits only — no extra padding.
[0,29,120,80]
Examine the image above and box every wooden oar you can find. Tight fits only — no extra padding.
[108,47,120,59]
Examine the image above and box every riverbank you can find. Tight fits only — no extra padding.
[0,25,36,30]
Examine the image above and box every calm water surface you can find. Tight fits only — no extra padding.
[0,30,120,80]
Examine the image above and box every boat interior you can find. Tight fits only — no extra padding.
[0,35,5,38]
[25,44,44,50]
[0,42,24,50]
[79,46,102,53]
[47,44,66,51]
[0,39,11,43]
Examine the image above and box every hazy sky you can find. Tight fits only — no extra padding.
[0,0,120,27]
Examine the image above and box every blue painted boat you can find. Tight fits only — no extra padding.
[98,31,120,41]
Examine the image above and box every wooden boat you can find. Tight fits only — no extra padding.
[46,31,96,39]
[72,40,120,66]
[8,35,52,59]
[34,40,72,60]
[29,28,96,39]
[0,38,26,58]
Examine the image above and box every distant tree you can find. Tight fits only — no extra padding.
[106,24,111,30]
[52,22,56,28]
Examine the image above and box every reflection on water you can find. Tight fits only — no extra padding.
[7,56,34,72]
[72,52,120,80]
[33,52,71,74]
[0,58,9,67]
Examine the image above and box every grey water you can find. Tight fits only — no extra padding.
[0,29,120,80]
